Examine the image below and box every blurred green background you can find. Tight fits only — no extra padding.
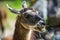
[0,0,31,29]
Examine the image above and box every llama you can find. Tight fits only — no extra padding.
[7,1,46,40]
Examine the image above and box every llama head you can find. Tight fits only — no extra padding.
[6,1,46,33]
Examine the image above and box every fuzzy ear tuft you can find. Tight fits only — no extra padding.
[22,1,28,8]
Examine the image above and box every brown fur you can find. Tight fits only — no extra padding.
[13,16,29,40]
[13,10,45,40]
[13,15,39,40]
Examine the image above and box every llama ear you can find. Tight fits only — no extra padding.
[6,4,20,14]
[22,1,28,8]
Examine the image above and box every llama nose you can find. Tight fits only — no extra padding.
[39,20,45,25]
[37,20,45,27]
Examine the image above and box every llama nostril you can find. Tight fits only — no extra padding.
[39,20,45,26]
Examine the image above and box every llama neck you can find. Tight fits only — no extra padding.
[27,30,37,40]
[14,16,37,40]
[27,30,32,40]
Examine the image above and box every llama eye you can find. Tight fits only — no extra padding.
[24,13,30,18]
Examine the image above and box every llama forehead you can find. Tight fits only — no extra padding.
[25,9,38,15]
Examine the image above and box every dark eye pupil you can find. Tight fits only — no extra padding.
[24,13,30,18]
